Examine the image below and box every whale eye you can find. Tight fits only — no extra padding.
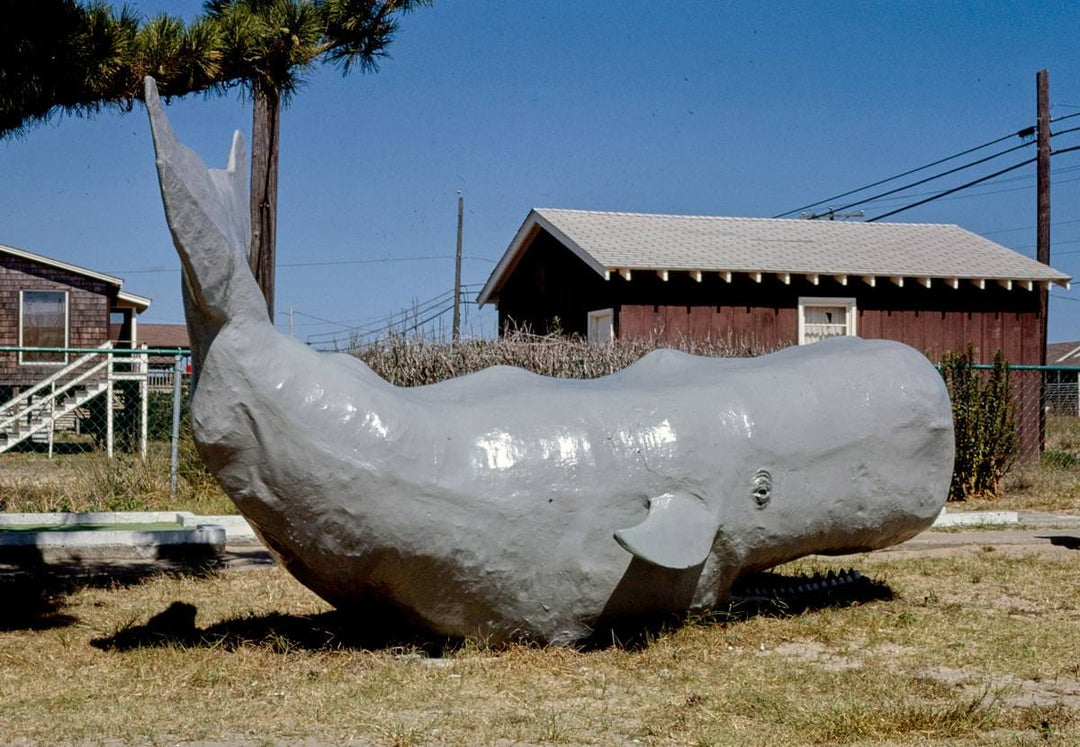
[751,469,772,508]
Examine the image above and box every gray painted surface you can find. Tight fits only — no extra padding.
[144,78,954,644]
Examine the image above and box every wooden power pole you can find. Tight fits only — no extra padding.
[1037,69,1050,365]
[452,191,464,342]
[1037,68,1051,455]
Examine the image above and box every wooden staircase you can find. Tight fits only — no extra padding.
[0,344,115,454]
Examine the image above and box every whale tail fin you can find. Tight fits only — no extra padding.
[144,76,268,337]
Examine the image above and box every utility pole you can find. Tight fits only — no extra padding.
[1037,68,1051,456]
[452,190,464,342]
[1037,69,1050,366]
[288,305,295,337]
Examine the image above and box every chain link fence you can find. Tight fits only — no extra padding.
[0,345,191,488]
[1011,365,1080,462]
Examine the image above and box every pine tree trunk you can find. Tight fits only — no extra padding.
[249,85,280,320]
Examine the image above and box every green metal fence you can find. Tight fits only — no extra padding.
[0,345,191,489]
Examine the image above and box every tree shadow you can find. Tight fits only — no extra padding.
[91,601,457,656]
[91,568,894,655]
[1039,535,1080,550]
[0,549,226,633]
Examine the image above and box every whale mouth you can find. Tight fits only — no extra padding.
[728,568,892,612]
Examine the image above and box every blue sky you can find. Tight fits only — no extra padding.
[4,1,1080,344]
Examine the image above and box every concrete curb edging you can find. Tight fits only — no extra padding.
[0,511,259,563]
[0,511,257,542]
[932,507,1020,528]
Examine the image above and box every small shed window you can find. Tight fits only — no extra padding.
[587,308,614,344]
[19,290,69,364]
[798,297,856,345]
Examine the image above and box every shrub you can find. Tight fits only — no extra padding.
[939,345,1017,501]
[147,390,179,441]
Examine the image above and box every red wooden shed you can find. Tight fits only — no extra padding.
[478,209,1071,366]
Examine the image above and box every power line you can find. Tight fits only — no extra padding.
[287,309,361,331]
[303,285,483,342]
[772,124,1036,218]
[858,172,1080,209]
[300,288,458,333]
[303,298,456,339]
[280,255,495,269]
[829,161,1080,208]
[981,216,1080,237]
[804,139,1035,219]
[866,142,1080,223]
[775,115,1080,221]
[867,157,1037,222]
[107,254,496,275]
[308,297,478,350]
[286,283,485,329]
[1020,238,1080,254]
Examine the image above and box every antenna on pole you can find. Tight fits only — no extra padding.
[452,190,464,343]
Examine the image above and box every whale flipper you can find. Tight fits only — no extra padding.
[613,491,716,569]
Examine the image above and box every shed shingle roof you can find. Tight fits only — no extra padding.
[479,209,1071,304]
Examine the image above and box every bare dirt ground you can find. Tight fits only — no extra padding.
[875,526,1080,560]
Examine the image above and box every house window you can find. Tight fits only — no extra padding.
[587,308,614,343]
[19,290,69,364]
[798,297,856,345]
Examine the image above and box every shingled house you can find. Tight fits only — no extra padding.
[478,209,1071,366]
[0,242,159,453]
[1,242,151,392]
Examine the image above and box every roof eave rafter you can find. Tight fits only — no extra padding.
[477,210,611,307]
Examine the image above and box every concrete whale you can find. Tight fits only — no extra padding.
[144,78,954,644]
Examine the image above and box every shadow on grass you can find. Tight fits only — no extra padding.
[586,569,894,651]
[92,601,457,656]
[0,550,224,633]
[90,569,894,655]
[1040,535,1080,550]
[5,441,97,456]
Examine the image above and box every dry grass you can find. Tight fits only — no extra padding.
[0,444,234,515]
[982,465,1080,514]
[1047,415,1080,454]
[354,328,773,387]
[1,549,1078,744]
[945,415,1080,514]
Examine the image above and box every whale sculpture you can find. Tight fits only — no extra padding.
[144,77,953,644]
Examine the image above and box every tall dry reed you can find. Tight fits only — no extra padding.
[353,329,771,387]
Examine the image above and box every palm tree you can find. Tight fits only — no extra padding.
[1,0,431,318]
